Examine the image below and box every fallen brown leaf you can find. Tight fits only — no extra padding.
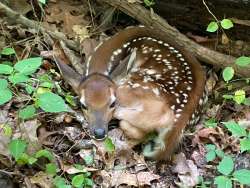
[172,153,200,187]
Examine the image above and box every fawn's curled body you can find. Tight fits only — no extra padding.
[55,26,206,160]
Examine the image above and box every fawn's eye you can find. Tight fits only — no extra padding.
[110,101,116,108]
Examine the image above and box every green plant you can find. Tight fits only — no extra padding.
[221,56,250,105]
[196,176,211,188]
[0,53,70,114]
[143,0,155,7]
[222,121,250,152]
[222,89,249,106]
[0,79,13,105]
[71,173,93,188]
[205,142,250,187]
[206,19,233,33]
[203,1,250,107]
[0,124,12,136]
[104,137,115,153]
[204,118,218,128]
[1,46,94,187]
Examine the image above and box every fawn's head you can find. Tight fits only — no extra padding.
[56,61,116,140]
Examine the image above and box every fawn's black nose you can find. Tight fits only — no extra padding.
[93,128,106,140]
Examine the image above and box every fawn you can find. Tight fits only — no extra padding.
[54,26,207,160]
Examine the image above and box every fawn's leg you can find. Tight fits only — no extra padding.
[143,123,184,160]
[119,120,146,140]
[118,120,148,148]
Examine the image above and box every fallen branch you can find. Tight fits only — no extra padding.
[0,2,79,51]
[99,0,250,77]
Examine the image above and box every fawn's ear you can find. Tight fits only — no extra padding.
[110,48,137,82]
[53,42,83,94]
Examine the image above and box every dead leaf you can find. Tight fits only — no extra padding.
[30,171,53,188]
[94,170,112,187]
[45,1,89,37]
[0,126,11,158]
[72,25,90,42]
[64,126,82,141]
[0,110,12,158]
[196,128,218,138]
[80,38,99,60]
[221,33,230,45]
[111,170,137,187]
[20,119,40,143]
[206,70,218,94]
[172,153,200,187]
[8,0,32,15]
[137,171,160,186]
[62,164,98,174]
[19,119,41,154]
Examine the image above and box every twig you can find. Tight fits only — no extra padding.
[202,0,219,23]
[230,18,250,27]
[0,2,79,51]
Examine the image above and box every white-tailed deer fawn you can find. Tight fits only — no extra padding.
[54,26,207,160]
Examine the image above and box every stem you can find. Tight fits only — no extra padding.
[202,0,219,23]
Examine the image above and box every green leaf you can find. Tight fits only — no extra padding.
[240,138,250,152]
[217,156,234,175]
[54,176,71,188]
[46,163,57,175]
[40,82,54,88]
[65,93,77,106]
[8,73,29,84]
[206,150,216,162]
[206,21,219,32]
[72,174,84,188]
[38,0,46,4]
[234,90,246,104]
[0,124,12,137]
[222,67,234,82]
[19,105,36,120]
[17,153,29,165]
[223,121,247,137]
[25,84,35,94]
[9,139,27,160]
[37,92,68,112]
[215,149,225,158]
[204,118,217,128]
[104,137,115,153]
[221,19,234,29]
[144,0,155,7]
[0,64,13,74]
[85,178,94,186]
[1,47,15,55]
[28,156,37,165]
[233,169,250,185]
[83,154,94,165]
[0,88,12,105]
[14,57,42,75]
[17,153,37,165]
[0,79,8,89]
[205,144,216,151]
[214,176,232,188]
[36,87,51,95]
[35,149,54,161]
[243,98,250,106]
[222,94,233,100]
[235,56,250,67]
